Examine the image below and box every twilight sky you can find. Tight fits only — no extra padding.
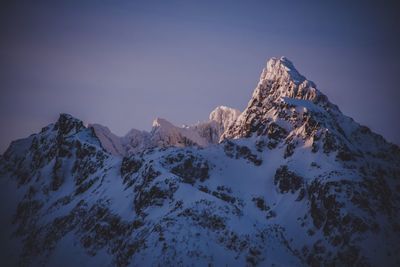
[0,0,399,153]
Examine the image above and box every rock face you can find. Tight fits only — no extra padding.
[1,57,400,267]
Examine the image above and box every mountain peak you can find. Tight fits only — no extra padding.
[55,113,84,135]
[209,106,241,141]
[252,56,327,106]
[222,57,334,140]
[261,56,306,85]
[58,113,80,122]
[209,106,240,123]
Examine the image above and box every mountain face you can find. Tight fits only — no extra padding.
[1,57,400,267]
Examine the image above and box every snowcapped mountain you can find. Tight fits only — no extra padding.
[1,57,399,267]
[90,106,240,157]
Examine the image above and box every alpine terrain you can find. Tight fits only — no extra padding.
[1,57,399,267]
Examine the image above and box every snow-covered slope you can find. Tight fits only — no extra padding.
[1,57,400,267]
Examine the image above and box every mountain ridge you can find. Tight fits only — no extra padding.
[1,56,399,267]
[88,105,240,157]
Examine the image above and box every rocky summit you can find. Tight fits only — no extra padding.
[1,57,399,267]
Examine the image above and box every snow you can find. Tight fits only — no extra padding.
[90,106,241,157]
[1,56,399,266]
[263,57,306,85]
[209,106,241,130]
[280,97,324,113]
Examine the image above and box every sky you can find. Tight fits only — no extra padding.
[0,0,399,153]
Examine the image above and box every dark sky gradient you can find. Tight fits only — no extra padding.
[1,0,399,153]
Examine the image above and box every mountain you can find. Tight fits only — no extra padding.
[90,106,240,157]
[208,105,241,142]
[1,57,399,267]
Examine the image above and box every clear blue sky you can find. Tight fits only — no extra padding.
[1,0,399,152]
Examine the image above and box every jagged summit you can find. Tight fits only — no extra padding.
[55,113,85,134]
[262,57,306,85]
[58,113,76,120]
[222,56,335,140]
[256,56,326,104]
